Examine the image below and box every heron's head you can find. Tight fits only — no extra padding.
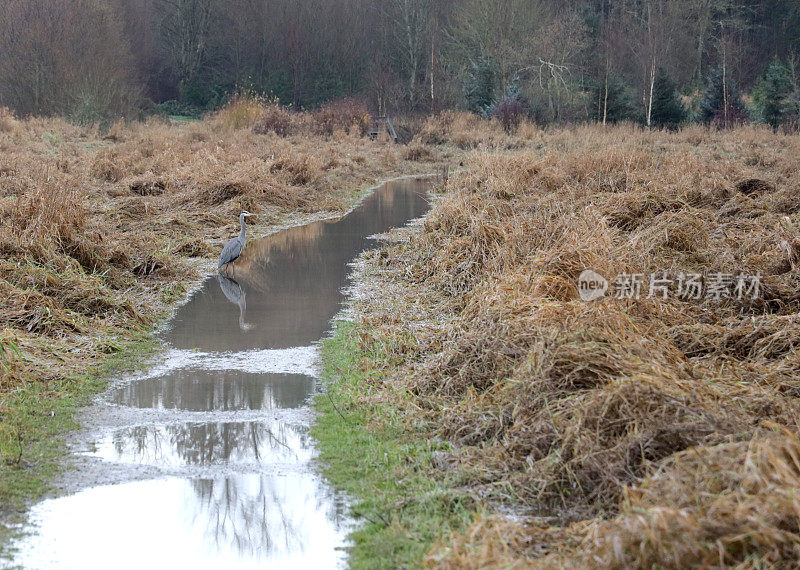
[240,210,254,218]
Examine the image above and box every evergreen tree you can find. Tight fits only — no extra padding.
[699,66,747,127]
[757,57,793,129]
[463,59,497,116]
[591,74,635,123]
[650,69,686,129]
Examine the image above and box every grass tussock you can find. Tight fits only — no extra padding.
[343,123,800,567]
[0,107,18,133]
[213,92,371,138]
[417,110,541,150]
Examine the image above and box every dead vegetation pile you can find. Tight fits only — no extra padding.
[351,124,800,567]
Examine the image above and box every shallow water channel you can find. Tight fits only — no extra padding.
[9,177,432,570]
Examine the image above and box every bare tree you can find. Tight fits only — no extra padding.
[158,0,215,90]
[379,0,432,108]
[0,0,138,119]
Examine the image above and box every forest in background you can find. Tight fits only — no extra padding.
[1,0,800,129]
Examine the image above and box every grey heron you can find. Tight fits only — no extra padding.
[218,211,254,271]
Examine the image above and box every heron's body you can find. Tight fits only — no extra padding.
[218,211,253,269]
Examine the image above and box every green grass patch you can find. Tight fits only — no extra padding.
[313,321,476,569]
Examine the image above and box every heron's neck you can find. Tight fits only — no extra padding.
[239,216,246,241]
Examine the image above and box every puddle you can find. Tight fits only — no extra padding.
[87,421,312,467]
[15,475,350,570]
[164,180,431,352]
[108,370,315,411]
[8,177,432,568]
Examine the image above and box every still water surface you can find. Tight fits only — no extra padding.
[10,177,431,570]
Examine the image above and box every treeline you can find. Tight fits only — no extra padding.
[1,0,800,128]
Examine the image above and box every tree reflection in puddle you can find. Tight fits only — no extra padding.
[87,421,312,467]
[108,370,315,411]
[189,474,349,560]
[15,474,351,570]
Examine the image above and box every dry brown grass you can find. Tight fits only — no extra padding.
[402,143,435,162]
[0,107,18,133]
[417,110,542,150]
[0,108,448,399]
[214,93,372,139]
[251,104,297,137]
[349,123,800,568]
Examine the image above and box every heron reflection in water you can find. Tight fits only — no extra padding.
[217,275,253,331]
